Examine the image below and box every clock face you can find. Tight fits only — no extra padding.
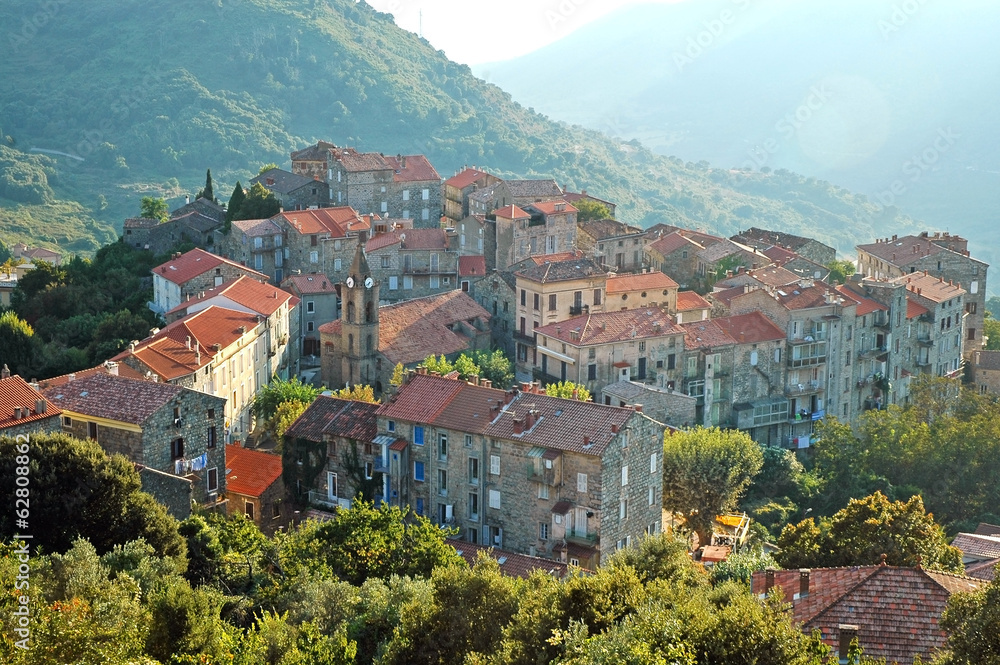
[365,276,374,289]
[346,276,355,289]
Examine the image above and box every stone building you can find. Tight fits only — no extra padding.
[493,179,564,209]
[695,238,772,291]
[124,197,226,256]
[290,141,339,180]
[488,201,580,271]
[757,245,831,282]
[273,207,372,282]
[533,308,686,396]
[459,255,487,295]
[643,232,706,289]
[456,214,488,257]
[471,270,518,360]
[563,189,617,219]
[0,372,61,439]
[150,248,269,315]
[365,228,460,302]
[674,291,712,323]
[578,219,646,272]
[442,168,501,225]
[383,153,442,226]
[218,217,285,284]
[282,274,340,357]
[600,380,696,430]
[970,350,1000,396]
[251,168,330,211]
[891,272,967,381]
[605,272,679,313]
[856,232,987,353]
[44,372,227,508]
[374,373,666,568]
[170,197,226,226]
[732,227,836,266]
[225,444,292,535]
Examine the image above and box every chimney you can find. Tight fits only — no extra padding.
[1,364,9,379]
[572,388,579,400]
[238,325,247,334]
[186,336,192,350]
[469,374,479,386]
[68,373,76,382]
[764,568,776,592]
[513,418,524,435]
[105,361,119,376]
[481,379,492,389]
[13,407,22,419]
[838,625,859,663]
[583,435,590,447]
[417,366,427,375]
[196,348,202,365]
[799,569,810,597]
[520,381,532,393]
[611,423,619,433]
[525,410,536,430]
[185,195,190,204]
[35,399,46,414]
[634,404,643,413]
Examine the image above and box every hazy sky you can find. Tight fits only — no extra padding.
[365,0,677,66]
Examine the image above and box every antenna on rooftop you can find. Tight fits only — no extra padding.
[419,9,423,38]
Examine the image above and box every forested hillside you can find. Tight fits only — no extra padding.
[0,0,911,256]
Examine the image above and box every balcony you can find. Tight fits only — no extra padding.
[784,381,824,397]
[373,459,390,474]
[788,341,827,368]
[402,265,457,275]
[859,345,889,360]
[527,463,557,486]
[566,530,598,546]
[916,334,934,347]
[514,330,536,344]
[875,319,892,332]
[569,304,588,316]
[307,490,351,511]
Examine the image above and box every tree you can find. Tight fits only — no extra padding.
[0,433,185,559]
[544,381,591,401]
[232,182,280,221]
[267,400,309,440]
[939,573,1000,664]
[251,376,321,423]
[196,168,214,202]
[390,362,405,386]
[825,259,856,285]
[661,427,764,548]
[984,311,1000,350]
[0,310,35,375]
[225,181,245,230]
[332,384,380,403]
[258,163,279,175]
[573,198,612,223]
[420,354,455,376]
[146,582,233,663]
[775,492,964,573]
[469,349,515,388]
[140,196,168,223]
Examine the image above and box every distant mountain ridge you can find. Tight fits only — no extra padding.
[475,0,1000,277]
[0,0,911,257]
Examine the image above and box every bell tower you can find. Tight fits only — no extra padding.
[340,240,379,389]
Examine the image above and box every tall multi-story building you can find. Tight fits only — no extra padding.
[442,168,501,226]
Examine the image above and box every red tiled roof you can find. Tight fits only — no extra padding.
[459,255,486,277]
[857,235,944,263]
[338,151,391,172]
[225,444,282,497]
[526,250,584,265]
[320,291,490,366]
[606,271,678,293]
[535,309,683,346]
[384,154,441,183]
[751,566,985,664]
[401,228,449,250]
[835,285,886,316]
[893,271,967,303]
[153,248,267,286]
[444,168,493,189]
[376,374,465,424]
[281,273,336,295]
[37,362,147,389]
[713,311,785,344]
[772,282,845,311]
[748,266,800,288]
[365,232,403,252]
[115,306,260,380]
[285,396,379,443]
[966,558,998,581]
[676,290,711,311]
[231,218,281,237]
[952,533,1000,560]
[43,373,183,425]
[681,320,735,349]
[907,298,930,319]
[278,207,369,237]
[494,204,529,219]
[648,231,702,257]
[167,276,296,318]
[0,375,60,430]
[975,523,1000,536]
[454,541,570,579]
[529,200,578,215]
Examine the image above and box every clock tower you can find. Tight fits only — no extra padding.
[339,241,380,389]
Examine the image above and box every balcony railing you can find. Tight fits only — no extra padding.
[784,381,824,397]
[859,346,888,359]
[566,530,598,546]
[307,490,351,511]
[527,463,557,485]
[569,305,588,316]
[916,334,934,347]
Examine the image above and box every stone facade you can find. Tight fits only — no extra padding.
[601,380,697,429]
[366,229,460,303]
[217,218,286,285]
[272,208,371,285]
[139,466,194,520]
[442,168,502,226]
[282,274,340,357]
[491,202,580,271]
[251,168,330,211]
[970,350,1000,396]
[471,271,517,360]
[644,232,705,290]
[578,219,647,272]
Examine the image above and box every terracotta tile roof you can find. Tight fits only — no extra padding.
[320,291,490,366]
[751,565,985,665]
[153,248,267,286]
[376,373,466,423]
[759,244,801,265]
[43,373,182,425]
[681,320,736,350]
[459,255,486,277]
[115,306,260,381]
[281,273,336,295]
[698,238,765,264]
[285,396,379,443]
[535,309,683,346]
[975,522,1000,536]
[770,282,845,311]
[951,533,1000,560]
[647,231,702,257]
[676,290,711,311]
[748,266,800,288]
[503,179,562,198]
[965,558,998,581]
[37,362,147,390]
[713,311,785,344]
[277,207,369,237]
[384,154,440,183]
[892,271,967,303]
[231,218,282,237]
[906,298,929,319]
[525,250,584,265]
[444,167,493,189]
[225,444,282,497]
[0,375,59,429]
[606,271,678,293]
[337,151,391,172]
[454,541,570,578]
[400,228,449,251]
[835,285,886,316]
[858,235,944,263]
[514,256,607,284]
[365,232,403,252]
[124,217,159,229]
[251,168,317,194]
[494,204,530,219]
[578,218,642,240]
[485,391,635,456]
[527,200,578,215]
[167,276,296,318]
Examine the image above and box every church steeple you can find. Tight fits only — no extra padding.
[338,238,379,390]
[349,239,372,279]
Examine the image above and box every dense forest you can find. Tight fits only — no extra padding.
[0,0,913,256]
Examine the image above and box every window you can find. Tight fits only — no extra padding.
[588,364,597,381]
[207,408,215,419]
[272,502,281,519]
[365,462,374,480]
[403,275,413,289]
[422,188,430,200]
[309,250,318,264]
[171,438,184,460]
[403,189,410,201]
[207,426,217,448]
[207,467,218,492]
[533,293,540,311]
[306,300,315,314]
[310,235,318,247]
[774,347,782,363]
[254,236,263,249]
[489,489,501,509]
[61,415,72,428]
[414,461,425,482]
[648,485,655,506]
[469,492,479,520]
[414,426,424,445]
[306,321,314,332]
[594,289,602,306]
[469,457,480,484]
[577,472,588,493]
[245,501,255,520]
[422,208,430,221]
[969,327,977,341]
[548,294,557,311]
[438,469,448,496]
[275,234,282,247]
[620,498,628,520]
[334,258,342,271]
[380,201,388,213]
[539,523,549,540]
[667,353,676,370]
[490,454,501,475]
[387,420,396,432]
[438,433,448,461]
[464,434,473,447]
[650,452,658,473]
[538,482,549,499]
[430,275,440,289]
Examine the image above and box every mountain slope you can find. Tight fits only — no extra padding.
[476,0,1000,272]
[0,0,911,256]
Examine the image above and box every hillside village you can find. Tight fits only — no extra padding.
[3,141,1000,664]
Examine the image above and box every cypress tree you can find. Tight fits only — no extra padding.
[224,181,245,232]
[198,168,214,202]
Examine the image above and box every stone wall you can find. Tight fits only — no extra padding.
[0,414,61,441]
[471,273,517,361]
[139,465,193,520]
